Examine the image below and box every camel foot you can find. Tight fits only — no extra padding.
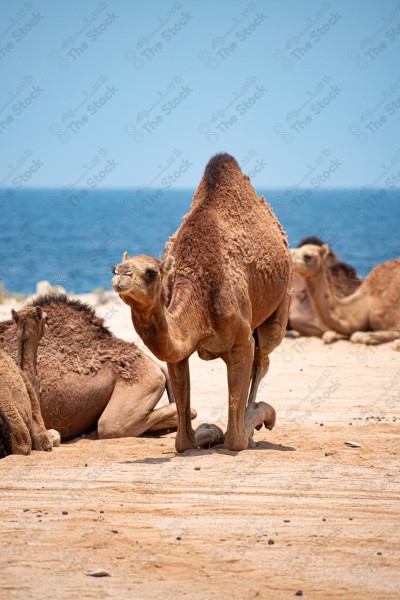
[224,430,248,452]
[194,424,224,449]
[32,431,53,452]
[47,429,61,447]
[322,331,348,344]
[244,402,276,448]
[175,432,197,453]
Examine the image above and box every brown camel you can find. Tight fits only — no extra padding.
[291,243,400,345]
[288,236,362,337]
[0,295,196,441]
[0,306,55,457]
[112,153,292,452]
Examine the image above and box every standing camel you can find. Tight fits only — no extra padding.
[112,153,292,452]
[291,243,400,345]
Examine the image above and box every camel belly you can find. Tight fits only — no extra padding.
[39,370,115,439]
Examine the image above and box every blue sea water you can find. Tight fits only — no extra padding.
[0,187,399,294]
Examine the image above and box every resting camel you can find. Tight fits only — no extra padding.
[0,295,196,440]
[112,153,292,452]
[291,243,400,345]
[288,236,362,337]
[0,306,57,458]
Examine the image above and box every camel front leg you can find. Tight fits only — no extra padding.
[20,371,53,451]
[167,358,196,452]
[222,343,254,452]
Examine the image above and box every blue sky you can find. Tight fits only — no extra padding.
[1,0,400,189]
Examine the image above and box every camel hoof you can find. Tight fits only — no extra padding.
[224,438,248,452]
[194,424,224,449]
[175,434,197,453]
[350,332,367,344]
[35,432,53,452]
[322,331,338,344]
[47,429,61,447]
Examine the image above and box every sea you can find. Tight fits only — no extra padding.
[1,187,399,295]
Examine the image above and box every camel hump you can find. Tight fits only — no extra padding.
[204,153,240,190]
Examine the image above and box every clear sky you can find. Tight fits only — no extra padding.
[1,0,400,189]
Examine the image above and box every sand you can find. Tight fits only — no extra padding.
[0,293,399,600]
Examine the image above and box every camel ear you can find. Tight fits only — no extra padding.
[320,244,330,258]
[123,251,130,261]
[162,254,175,275]
[35,306,42,319]
[11,308,19,323]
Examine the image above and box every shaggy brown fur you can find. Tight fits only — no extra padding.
[0,295,186,440]
[291,244,400,345]
[289,237,362,337]
[113,153,292,452]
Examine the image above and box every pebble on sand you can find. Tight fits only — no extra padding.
[85,569,111,577]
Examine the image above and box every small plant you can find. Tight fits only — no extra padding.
[0,282,9,304]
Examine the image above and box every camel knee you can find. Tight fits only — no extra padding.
[97,417,121,439]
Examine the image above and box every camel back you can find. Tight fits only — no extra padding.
[167,154,291,325]
[0,295,146,383]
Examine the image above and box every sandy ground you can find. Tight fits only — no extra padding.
[0,293,399,600]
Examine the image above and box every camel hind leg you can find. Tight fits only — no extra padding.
[350,330,400,345]
[248,292,291,405]
[245,294,290,445]
[97,363,196,439]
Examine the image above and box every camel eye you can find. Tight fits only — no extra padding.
[304,254,312,261]
[145,268,158,280]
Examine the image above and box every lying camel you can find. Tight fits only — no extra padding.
[0,306,56,457]
[291,243,400,345]
[112,153,292,452]
[0,295,196,440]
[288,236,362,337]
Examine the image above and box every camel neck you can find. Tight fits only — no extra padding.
[305,264,361,335]
[128,286,201,363]
[18,330,40,392]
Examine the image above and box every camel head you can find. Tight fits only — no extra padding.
[112,252,175,307]
[291,243,330,278]
[11,306,49,343]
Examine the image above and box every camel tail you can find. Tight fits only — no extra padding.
[160,366,175,404]
[204,153,240,190]
[0,407,12,459]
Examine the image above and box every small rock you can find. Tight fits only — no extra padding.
[112,530,118,534]
[283,519,290,523]
[322,518,326,522]
[62,511,68,515]
[194,466,201,471]
[176,537,182,541]
[325,449,337,456]
[100,510,104,513]
[23,509,30,512]
[320,423,324,426]
[268,539,274,545]
[85,569,111,577]
[377,551,382,556]
[344,441,363,448]
[295,592,303,597]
